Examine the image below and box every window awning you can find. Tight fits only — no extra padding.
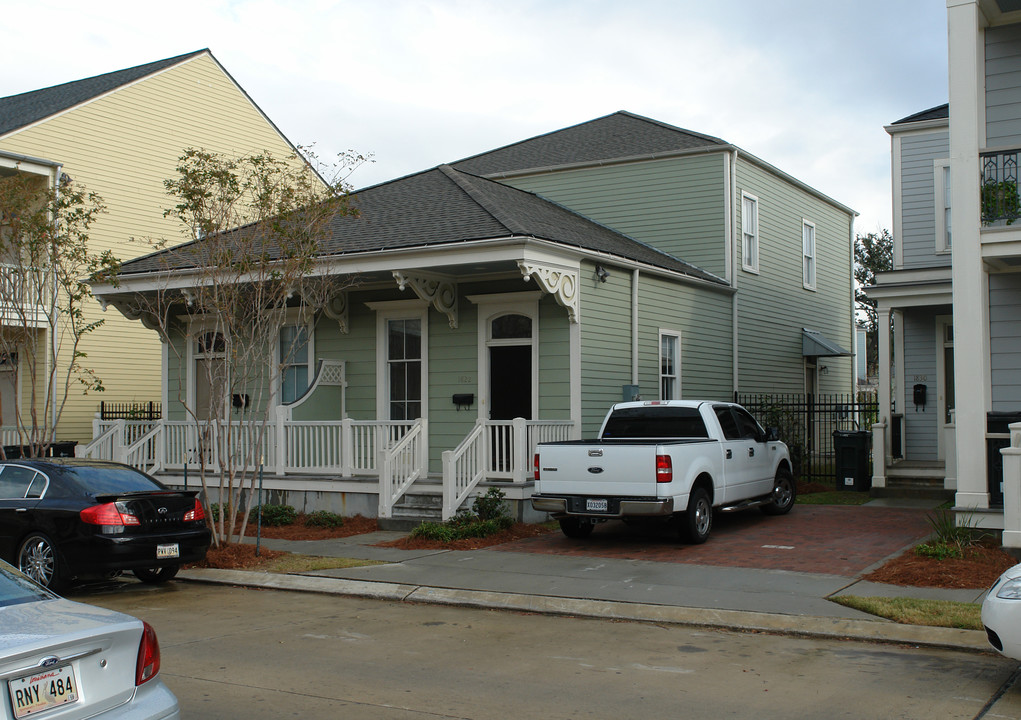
[802,328,851,357]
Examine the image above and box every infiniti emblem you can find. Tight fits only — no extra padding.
[157,507,168,515]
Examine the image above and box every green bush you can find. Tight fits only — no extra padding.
[915,542,963,560]
[250,503,297,526]
[410,489,513,542]
[304,510,344,528]
[208,503,220,522]
[472,487,509,521]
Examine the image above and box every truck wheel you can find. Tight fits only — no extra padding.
[559,517,594,539]
[761,467,796,516]
[680,487,712,544]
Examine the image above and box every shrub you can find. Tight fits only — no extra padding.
[250,503,297,526]
[472,487,509,521]
[915,542,963,560]
[410,489,513,542]
[304,510,344,528]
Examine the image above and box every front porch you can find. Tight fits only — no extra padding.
[76,415,573,524]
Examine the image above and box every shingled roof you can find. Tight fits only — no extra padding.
[452,111,727,176]
[891,104,949,125]
[117,164,725,286]
[0,50,207,137]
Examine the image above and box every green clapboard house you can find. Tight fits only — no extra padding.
[91,111,856,523]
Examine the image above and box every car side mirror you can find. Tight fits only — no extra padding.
[766,426,780,442]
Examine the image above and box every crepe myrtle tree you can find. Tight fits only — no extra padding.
[0,171,116,458]
[854,229,893,378]
[131,147,365,546]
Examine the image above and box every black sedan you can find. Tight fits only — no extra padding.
[0,458,210,591]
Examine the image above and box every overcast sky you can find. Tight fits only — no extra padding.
[3,0,949,235]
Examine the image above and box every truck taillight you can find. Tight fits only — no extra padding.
[534,453,540,481]
[656,454,673,483]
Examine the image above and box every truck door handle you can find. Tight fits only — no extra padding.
[748,448,755,457]
[726,449,732,459]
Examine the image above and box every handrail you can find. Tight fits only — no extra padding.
[123,423,164,475]
[76,422,121,460]
[378,419,425,518]
[441,421,486,520]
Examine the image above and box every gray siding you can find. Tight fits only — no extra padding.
[987,24,1021,148]
[502,154,728,278]
[901,308,939,461]
[899,131,952,270]
[990,273,1021,410]
[735,159,855,394]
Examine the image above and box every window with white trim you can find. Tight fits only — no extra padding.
[659,331,680,400]
[934,159,952,252]
[194,331,226,420]
[802,220,816,290]
[387,318,422,420]
[741,193,759,273]
[278,325,311,403]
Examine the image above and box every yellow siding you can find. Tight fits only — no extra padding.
[0,53,304,442]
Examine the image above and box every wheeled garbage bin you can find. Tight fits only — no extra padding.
[833,430,872,492]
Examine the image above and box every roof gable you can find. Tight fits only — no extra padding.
[0,50,208,137]
[452,111,727,176]
[891,104,949,126]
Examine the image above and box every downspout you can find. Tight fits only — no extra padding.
[727,150,739,396]
[848,213,857,393]
[632,269,639,388]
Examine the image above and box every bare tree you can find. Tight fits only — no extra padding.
[131,148,363,546]
[0,171,116,458]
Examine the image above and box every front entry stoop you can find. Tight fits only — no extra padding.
[378,488,444,531]
[872,461,953,502]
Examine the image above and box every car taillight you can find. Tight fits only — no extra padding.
[136,621,161,686]
[80,502,141,526]
[534,454,540,482]
[184,499,206,522]
[656,454,673,483]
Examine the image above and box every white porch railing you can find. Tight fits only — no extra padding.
[440,419,573,520]
[1002,422,1021,549]
[378,419,427,518]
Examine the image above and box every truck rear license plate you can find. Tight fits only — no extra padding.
[586,498,608,512]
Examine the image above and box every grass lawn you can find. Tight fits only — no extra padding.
[831,595,982,630]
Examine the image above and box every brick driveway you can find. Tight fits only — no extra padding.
[498,505,935,578]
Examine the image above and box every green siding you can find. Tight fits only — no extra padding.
[426,297,479,473]
[636,274,733,402]
[538,296,571,419]
[166,334,187,421]
[503,154,728,277]
[735,158,854,394]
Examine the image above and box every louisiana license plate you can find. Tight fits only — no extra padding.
[585,498,609,512]
[156,543,180,559]
[9,664,79,718]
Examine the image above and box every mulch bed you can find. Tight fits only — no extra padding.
[863,541,1017,589]
[241,514,378,541]
[374,522,555,551]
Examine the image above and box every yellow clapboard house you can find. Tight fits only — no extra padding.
[0,49,312,446]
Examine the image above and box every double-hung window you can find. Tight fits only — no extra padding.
[388,318,422,420]
[934,160,952,252]
[659,331,680,400]
[802,220,816,290]
[742,193,759,273]
[279,325,311,403]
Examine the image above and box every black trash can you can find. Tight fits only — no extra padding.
[986,412,1021,508]
[833,430,872,492]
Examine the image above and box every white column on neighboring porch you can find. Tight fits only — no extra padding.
[949,0,991,510]
[874,306,892,488]
[1001,423,1021,549]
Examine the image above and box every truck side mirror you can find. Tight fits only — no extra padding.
[766,426,780,442]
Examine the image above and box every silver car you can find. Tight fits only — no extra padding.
[982,561,1021,662]
[0,559,179,719]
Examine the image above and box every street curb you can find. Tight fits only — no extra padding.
[178,568,991,653]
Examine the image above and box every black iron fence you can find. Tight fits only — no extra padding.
[99,401,162,421]
[736,392,879,483]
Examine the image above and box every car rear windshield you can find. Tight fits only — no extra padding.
[0,562,52,607]
[60,465,167,496]
[602,406,710,439]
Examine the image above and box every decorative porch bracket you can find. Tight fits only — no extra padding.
[104,299,165,337]
[517,261,579,323]
[393,271,458,329]
[324,290,350,333]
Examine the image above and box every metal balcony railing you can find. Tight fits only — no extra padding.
[981,149,1021,226]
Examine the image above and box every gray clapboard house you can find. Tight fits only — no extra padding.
[88,111,856,521]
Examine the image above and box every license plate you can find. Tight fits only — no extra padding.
[586,498,609,512]
[9,664,79,719]
[157,543,180,559]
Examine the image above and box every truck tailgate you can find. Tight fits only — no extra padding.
[536,440,686,497]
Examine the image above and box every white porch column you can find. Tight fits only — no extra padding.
[1001,423,1021,549]
[949,0,991,510]
[874,306,893,488]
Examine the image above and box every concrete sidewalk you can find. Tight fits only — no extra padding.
[178,519,995,654]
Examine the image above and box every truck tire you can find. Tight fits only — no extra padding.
[559,517,595,539]
[680,487,712,544]
[761,467,796,516]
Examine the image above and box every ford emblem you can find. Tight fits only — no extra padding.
[40,656,60,668]
[587,467,604,474]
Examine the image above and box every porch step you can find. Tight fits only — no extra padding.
[871,475,954,502]
[379,491,443,532]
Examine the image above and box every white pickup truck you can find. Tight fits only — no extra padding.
[530,400,794,543]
